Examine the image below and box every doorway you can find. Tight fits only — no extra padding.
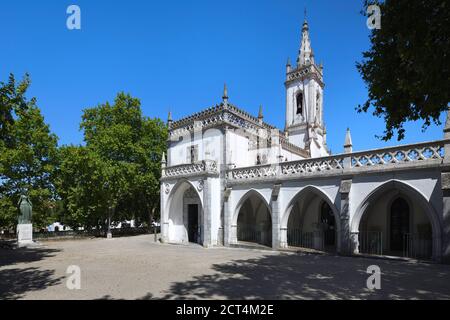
[390,197,410,252]
[188,204,199,243]
[320,201,336,248]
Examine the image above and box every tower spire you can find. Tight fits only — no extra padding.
[297,13,314,67]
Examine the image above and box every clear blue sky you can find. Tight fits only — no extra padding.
[0,0,445,154]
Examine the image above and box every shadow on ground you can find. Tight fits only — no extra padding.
[0,246,63,299]
[0,246,61,268]
[141,253,450,300]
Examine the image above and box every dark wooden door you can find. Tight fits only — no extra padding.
[188,204,199,243]
[390,198,410,251]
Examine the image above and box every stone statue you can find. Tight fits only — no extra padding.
[18,194,32,224]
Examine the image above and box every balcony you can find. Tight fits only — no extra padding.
[161,160,219,180]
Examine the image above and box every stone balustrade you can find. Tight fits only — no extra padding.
[229,164,278,180]
[227,140,447,181]
[281,156,345,175]
[351,140,444,168]
[162,160,218,179]
[162,140,447,181]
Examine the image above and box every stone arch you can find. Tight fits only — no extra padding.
[232,189,271,225]
[166,178,202,210]
[165,179,204,244]
[351,180,441,261]
[281,185,341,253]
[232,189,272,247]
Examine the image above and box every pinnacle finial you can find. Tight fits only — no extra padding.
[161,152,166,167]
[444,108,450,138]
[167,110,172,122]
[222,83,228,103]
[258,105,263,119]
[286,57,291,66]
[446,108,450,128]
[303,8,309,30]
[344,128,353,153]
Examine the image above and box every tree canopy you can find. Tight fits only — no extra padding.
[357,0,450,140]
[1,75,167,232]
[0,74,59,229]
[57,93,167,230]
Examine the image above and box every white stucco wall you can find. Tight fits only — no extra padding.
[168,128,224,167]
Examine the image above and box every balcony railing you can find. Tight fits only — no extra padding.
[351,140,444,168]
[162,160,218,179]
[227,140,446,181]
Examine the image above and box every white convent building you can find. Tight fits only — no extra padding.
[160,19,450,263]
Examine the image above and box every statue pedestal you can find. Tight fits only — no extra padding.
[17,223,33,246]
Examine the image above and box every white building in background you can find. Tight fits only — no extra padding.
[160,19,450,263]
[47,222,70,232]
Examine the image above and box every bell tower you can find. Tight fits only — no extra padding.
[285,17,328,157]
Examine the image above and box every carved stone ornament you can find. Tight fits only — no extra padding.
[164,183,171,194]
[197,180,204,192]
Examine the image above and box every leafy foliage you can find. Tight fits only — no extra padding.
[0,74,58,229]
[57,93,167,230]
[357,0,450,140]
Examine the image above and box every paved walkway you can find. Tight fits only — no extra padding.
[1,235,450,300]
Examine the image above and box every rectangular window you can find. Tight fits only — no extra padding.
[187,145,198,163]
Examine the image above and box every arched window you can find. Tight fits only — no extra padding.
[390,197,410,251]
[296,92,303,115]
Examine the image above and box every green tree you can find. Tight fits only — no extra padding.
[58,92,167,230]
[357,0,450,140]
[0,74,29,146]
[0,74,58,229]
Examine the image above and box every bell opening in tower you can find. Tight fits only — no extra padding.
[296,92,303,115]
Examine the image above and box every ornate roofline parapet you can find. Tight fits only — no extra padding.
[169,102,277,132]
[167,102,310,158]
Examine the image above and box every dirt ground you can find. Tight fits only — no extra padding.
[1,234,450,300]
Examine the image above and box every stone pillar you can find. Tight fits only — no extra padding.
[339,179,352,255]
[441,172,450,263]
[444,108,450,154]
[202,177,212,247]
[271,183,282,249]
[223,188,232,246]
[160,182,168,243]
